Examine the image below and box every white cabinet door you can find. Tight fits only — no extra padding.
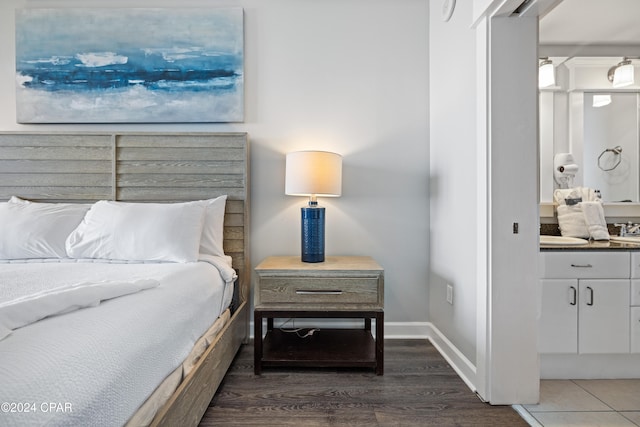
[578,280,630,354]
[540,279,578,353]
[632,307,640,353]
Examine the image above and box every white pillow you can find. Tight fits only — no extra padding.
[0,200,90,259]
[66,200,206,263]
[8,196,29,204]
[198,195,227,257]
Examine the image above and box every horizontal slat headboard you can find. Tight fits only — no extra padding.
[0,131,250,302]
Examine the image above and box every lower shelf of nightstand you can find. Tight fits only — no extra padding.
[261,328,377,369]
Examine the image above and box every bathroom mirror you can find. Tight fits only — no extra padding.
[583,92,639,202]
[539,57,640,203]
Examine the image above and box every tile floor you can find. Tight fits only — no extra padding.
[515,380,640,426]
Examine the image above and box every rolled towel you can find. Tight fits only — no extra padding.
[579,187,598,202]
[556,204,590,238]
[581,201,609,241]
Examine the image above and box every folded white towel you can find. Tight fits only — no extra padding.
[554,187,608,240]
[554,187,598,205]
[554,188,579,205]
[556,204,590,238]
[581,201,610,241]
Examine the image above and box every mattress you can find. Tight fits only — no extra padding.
[0,257,234,427]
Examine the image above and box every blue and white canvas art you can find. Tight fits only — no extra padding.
[15,8,244,123]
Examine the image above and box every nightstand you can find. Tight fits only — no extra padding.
[254,256,384,375]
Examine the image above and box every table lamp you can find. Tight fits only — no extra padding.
[285,150,342,263]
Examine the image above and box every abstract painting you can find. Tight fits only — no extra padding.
[15,8,244,123]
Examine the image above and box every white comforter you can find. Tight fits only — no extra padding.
[0,257,234,427]
[0,278,160,341]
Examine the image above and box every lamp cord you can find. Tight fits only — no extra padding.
[278,318,320,338]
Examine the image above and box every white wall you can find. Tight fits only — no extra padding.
[428,1,478,364]
[0,0,430,332]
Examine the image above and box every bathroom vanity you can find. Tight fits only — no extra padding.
[539,242,640,378]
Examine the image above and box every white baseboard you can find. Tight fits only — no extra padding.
[541,353,640,379]
[384,321,431,338]
[425,322,477,393]
[248,319,478,393]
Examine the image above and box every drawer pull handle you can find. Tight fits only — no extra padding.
[586,286,594,306]
[296,290,343,295]
[571,264,593,268]
[569,286,577,306]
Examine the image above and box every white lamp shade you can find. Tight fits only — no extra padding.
[613,63,634,88]
[285,151,342,197]
[538,61,555,88]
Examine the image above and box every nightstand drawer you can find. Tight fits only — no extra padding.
[259,277,379,305]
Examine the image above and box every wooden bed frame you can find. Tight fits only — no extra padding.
[0,131,250,427]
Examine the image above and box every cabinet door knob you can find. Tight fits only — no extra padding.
[570,263,593,268]
[586,286,594,306]
[569,286,577,306]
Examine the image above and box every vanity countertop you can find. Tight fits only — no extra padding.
[540,238,640,251]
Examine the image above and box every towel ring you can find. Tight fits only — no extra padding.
[598,146,622,171]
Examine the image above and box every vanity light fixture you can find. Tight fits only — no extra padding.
[592,94,612,108]
[608,57,635,88]
[285,150,342,263]
[538,57,555,88]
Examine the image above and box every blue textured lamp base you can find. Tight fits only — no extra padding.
[301,205,325,263]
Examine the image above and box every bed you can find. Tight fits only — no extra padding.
[0,132,250,427]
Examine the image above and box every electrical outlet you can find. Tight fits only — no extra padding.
[446,284,453,305]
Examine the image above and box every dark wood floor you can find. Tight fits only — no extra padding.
[199,339,529,426]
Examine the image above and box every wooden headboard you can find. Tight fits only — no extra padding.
[0,131,250,304]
